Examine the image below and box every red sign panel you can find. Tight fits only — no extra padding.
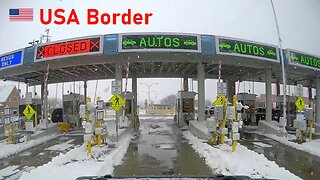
[36,37,101,60]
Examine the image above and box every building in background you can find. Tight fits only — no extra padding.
[0,86,20,115]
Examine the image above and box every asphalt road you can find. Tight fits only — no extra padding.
[0,132,84,180]
[113,117,213,177]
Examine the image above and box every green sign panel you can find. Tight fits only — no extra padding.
[217,37,279,61]
[120,34,200,52]
[288,50,320,70]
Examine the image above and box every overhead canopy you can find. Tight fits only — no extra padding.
[0,33,318,87]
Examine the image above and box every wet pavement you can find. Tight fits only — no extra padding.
[0,133,83,179]
[113,117,213,177]
[239,129,320,180]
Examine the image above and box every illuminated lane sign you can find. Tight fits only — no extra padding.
[119,34,201,53]
[287,49,320,71]
[216,37,279,62]
[35,36,102,61]
[0,51,23,69]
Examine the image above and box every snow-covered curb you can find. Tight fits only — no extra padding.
[0,134,60,160]
[183,131,301,180]
[19,133,133,180]
[256,132,320,158]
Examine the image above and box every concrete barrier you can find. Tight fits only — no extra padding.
[188,120,208,140]
[257,120,287,137]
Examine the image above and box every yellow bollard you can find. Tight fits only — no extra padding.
[300,132,304,143]
[35,111,37,127]
[232,95,237,152]
[221,118,226,144]
[309,120,313,141]
[213,132,217,145]
[6,124,12,144]
[87,140,92,155]
[232,140,236,152]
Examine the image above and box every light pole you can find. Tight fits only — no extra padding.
[140,83,158,105]
[142,90,158,104]
[270,0,287,125]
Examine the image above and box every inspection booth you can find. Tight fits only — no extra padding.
[176,91,197,128]
[63,93,85,127]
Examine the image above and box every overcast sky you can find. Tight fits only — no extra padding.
[0,0,319,103]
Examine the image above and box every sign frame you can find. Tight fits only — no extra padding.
[118,32,201,53]
[215,36,280,62]
[0,49,24,70]
[34,35,104,62]
[217,82,227,96]
[111,80,122,95]
[286,49,320,71]
[26,92,33,104]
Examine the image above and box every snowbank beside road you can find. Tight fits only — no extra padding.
[257,132,320,158]
[184,131,301,180]
[19,133,132,180]
[0,134,59,160]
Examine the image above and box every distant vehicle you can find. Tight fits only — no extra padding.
[267,50,276,56]
[272,109,282,122]
[51,108,63,123]
[122,39,136,46]
[219,42,231,49]
[184,40,197,46]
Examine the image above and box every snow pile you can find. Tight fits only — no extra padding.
[45,139,75,151]
[19,133,132,180]
[184,131,301,180]
[190,120,208,132]
[257,132,320,158]
[0,134,59,160]
[0,165,19,179]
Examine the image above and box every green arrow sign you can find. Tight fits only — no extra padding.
[217,38,279,61]
[289,51,320,70]
[120,34,199,52]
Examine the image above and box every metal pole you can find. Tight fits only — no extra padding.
[62,83,64,119]
[197,62,205,121]
[140,83,158,105]
[271,0,287,122]
[316,77,320,123]
[115,63,123,141]
[84,81,87,102]
[148,86,151,104]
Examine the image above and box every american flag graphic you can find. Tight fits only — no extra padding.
[9,8,33,21]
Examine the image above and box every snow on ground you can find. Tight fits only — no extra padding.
[184,131,301,180]
[45,139,75,151]
[256,132,320,158]
[19,133,132,180]
[0,165,19,179]
[0,134,59,160]
[252,142,272,148]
